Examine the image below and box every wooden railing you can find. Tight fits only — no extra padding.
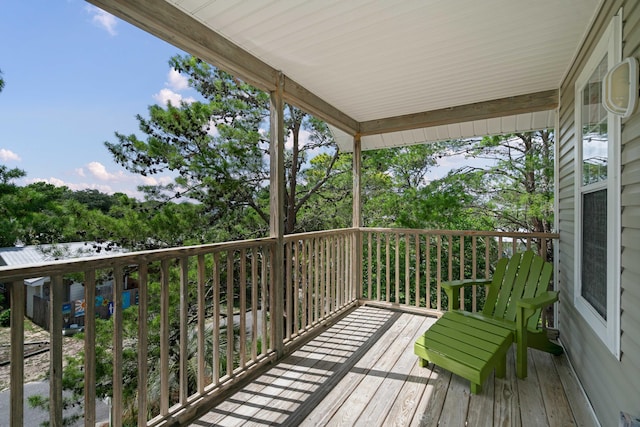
[359,228,558,315]
[283,229,358,346]
[1,228,557,426]
[3,238,281,427]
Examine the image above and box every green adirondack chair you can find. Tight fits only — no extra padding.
[441,250,563,379]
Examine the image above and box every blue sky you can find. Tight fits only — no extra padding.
[0,1,197,197]
[0,1,468,199]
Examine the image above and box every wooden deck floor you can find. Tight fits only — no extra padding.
[190,306,595,427]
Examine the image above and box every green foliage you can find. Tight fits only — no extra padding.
[0,309,10,327]
[106,55,345,238]
[439,131,555,235]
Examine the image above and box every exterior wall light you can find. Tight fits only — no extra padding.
[602,57,639,118]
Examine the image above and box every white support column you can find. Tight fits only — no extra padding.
[270,72,285,356]
[352,134,363,300]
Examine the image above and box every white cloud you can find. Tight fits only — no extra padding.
[167,69,189,91]
[75,167,86,177]
[139,175,175,186]
[86,161,126,181]
[26,177,115,194]
[86,6,118,36]
[0,148,21,162]
[153,88,196,106]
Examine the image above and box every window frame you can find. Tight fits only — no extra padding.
[573,12,622,359]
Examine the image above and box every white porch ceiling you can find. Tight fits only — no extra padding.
[91,0,601,151]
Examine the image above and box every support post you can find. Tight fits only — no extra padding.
[352,134,363,300]
[270,72,285,356]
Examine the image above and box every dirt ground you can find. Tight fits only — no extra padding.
[0,319,84,391]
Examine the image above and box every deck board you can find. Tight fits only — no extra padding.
[191,306,596,427]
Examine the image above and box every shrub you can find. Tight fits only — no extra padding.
[0,309,10,327]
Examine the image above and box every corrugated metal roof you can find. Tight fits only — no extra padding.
[0,242,125,286]
[0,247,46,267]
[0,242,123,267]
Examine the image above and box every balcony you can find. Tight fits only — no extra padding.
[192,306,593,426]
[1,228,594,426]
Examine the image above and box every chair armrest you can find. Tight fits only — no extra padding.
[517,291,559,310]
[442,279,493,310]
[516,290,560,333]
[441,278,493,292]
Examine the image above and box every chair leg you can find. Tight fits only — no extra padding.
[496,354,506,378]
[528,331,564,355]
[418,357,428,368]
[516,340,527,379]
[471,382,482,394]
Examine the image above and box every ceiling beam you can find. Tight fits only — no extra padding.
[87,0,359,135]
[283,77,359,135]
[359,90,559,136]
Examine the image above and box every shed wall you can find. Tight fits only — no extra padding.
[558,0,640,423]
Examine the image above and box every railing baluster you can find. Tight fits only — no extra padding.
[50,274,63,427]
[415,234,420,308]
[376,233,381,301]
[336,235,341,309]
[227,251,234,378]
[179,257,189,404]
[84,270,96,427]
[308,238,314,325]
[251,247,259,361]
[436,236,442,311]
[285,241,292,340]
[395,233,400,304]
[137,264,149,426]
[10,280,24,427]
[261,248,268,355]
[293,241,299,335]
[386,234,390,302]
[112,266,124,427]
[301,239,308,330]
[460,236,465,310]
[213,252,221,384]
[240,249,247,367]
[367,232,372,299]
[426,235,431,310]
[405,234,410,305]
[448,235,453,284]
[472,237,477,313]
[324,237,329,317]
[485,237,491,279]
[197,255,206,394]
[314,237,319,324]
[160,260,170,415]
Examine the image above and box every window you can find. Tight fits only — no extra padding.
[574,13,621,359]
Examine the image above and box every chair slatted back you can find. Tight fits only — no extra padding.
[482,251,553,326]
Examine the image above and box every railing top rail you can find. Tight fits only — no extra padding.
[358,227,559,239]
[0,237,277,282]
[283,228,355,241]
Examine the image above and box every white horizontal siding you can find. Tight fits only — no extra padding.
[558,1,640,425]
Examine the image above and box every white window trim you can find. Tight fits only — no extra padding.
[573,12,622,360]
